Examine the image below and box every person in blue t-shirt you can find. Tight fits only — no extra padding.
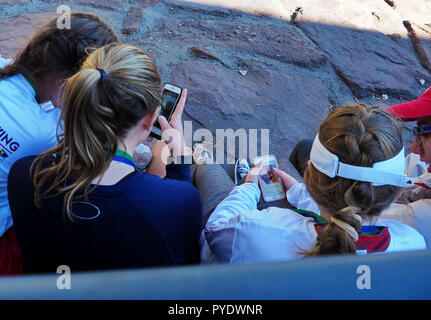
[7,43,203,273]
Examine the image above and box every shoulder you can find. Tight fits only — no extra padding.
[232,208,317,262]
[160,174,202,201]
[123,173,203,214]
[378,218,427,251]
[9,155,38,177]
[235,207,317,240]
[0,74,33,101]
[7,156,40,213]
[206,207,317,263]
[8,155,44,194]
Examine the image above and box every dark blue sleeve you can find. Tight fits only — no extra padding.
[141,178,203,264]
[165,156,192,182]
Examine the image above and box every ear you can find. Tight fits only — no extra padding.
[55,72,69,89]
[55,79,64,89]
[141,106,161,133]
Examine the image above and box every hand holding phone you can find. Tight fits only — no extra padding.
[272,167,299,192]
[152,85,188,159]
[252,155,286,202]
[150,84,183,140]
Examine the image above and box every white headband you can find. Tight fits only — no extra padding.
[310,134,414,187]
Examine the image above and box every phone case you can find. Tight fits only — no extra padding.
[253,155,286,202]
[150,84,182,140]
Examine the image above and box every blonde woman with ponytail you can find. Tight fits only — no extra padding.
[8,43,203,272]
[201,104,426,264]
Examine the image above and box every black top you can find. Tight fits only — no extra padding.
[8,156,203,273]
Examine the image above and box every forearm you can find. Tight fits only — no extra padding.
[286,182,320,214]
[206,183,261,226]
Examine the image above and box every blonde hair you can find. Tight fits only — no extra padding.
[32,43,162,220]
[303,104,403,256]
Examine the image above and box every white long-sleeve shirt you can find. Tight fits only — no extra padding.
[201,182,426,264]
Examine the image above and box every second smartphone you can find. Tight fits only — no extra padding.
[253,155,286,202]
[150,83,182,140]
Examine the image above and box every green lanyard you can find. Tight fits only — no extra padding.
[112,149,135,169]
[23,75,37,96]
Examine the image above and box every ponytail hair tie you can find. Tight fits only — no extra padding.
[96,68,107,82]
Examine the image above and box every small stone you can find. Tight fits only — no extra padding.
[191,46,223,64]
[419,79,426,85]
[382,94,389,100]
[238,69,247,76]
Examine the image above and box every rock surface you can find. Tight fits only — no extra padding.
[149,16,327,68]
[171,61,330,165]
[1,0,431,174]
[74,0,126,10]
[292,0,431,100]
[404,21,431,74]
[0,12,57,59]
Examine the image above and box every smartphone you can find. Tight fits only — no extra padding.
[150,84,183,140]
[253,155,286,202]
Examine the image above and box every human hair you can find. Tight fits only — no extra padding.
[32,43,162,220]
[0,12,118,80]
[303,104,404,256]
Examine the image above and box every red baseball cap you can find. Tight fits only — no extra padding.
[387,87,431,121]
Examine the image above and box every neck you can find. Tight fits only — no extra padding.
[91,138,143,186]
[32,76,50,103]
[117,134,144,157]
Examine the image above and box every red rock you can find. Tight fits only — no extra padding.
[122,9,144,35]
[0,12,57,58]
[122,0,161,35]
[292,1,431,99]
[152,18,327,68]
[404,21,431,73]
[171,61,330,165]
[191,46,222,64]
[0,0,30,4]
[73,0,125,10]
[239,60,268,70]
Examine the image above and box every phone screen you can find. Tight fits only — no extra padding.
[154,89,181,129]
[253,155,285,202]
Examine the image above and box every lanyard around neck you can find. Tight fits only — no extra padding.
[23,75,37,96]
[293,209,379,234]
[112,149,135,169]
[360,225,379,234]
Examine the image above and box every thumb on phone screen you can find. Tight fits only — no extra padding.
[158,115,171,132]
[273,168,298,192]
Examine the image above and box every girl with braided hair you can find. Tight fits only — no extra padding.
[201,104,426,263]
[0,12,117,274]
